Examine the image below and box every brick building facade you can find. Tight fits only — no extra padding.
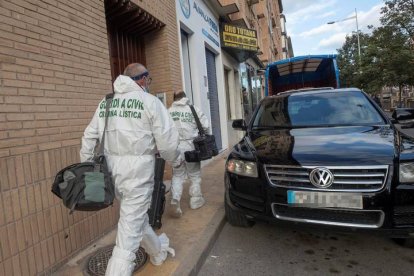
[0,0,181,274]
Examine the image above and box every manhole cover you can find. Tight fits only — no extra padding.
[87,245,148,275]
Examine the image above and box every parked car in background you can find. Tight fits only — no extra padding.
[225,88,414,247]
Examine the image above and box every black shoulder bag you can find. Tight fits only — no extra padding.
[184,105,219,162]
[51,93,115,213]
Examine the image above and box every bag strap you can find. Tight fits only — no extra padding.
[94,92,114,163]
[189,105,205,136]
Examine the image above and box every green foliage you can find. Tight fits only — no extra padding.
[337,0,414,96]
[337,33,371,91]
[381,0,414,37]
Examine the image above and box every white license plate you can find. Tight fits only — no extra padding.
[287,191,363,209]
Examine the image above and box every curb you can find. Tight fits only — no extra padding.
[173,206,226,276]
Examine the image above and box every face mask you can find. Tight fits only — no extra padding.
[136,79,149,93]
[143,77,151,93]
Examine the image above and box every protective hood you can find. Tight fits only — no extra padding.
[168,99,210,141]
[172,97,190,106]
[113,75,144,94]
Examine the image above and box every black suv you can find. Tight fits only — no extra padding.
[225,88,414,245]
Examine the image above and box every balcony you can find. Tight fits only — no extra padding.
[271,16,277,27]
[226,1,250,28]
[255,1,266,19]
[205,0,240,19]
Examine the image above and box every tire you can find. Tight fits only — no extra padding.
[225,195,254,227]
[392,238,414,248]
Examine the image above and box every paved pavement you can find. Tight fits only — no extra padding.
[199,221,414,276]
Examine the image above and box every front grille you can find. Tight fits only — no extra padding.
[265,165,389,192]
[394,205,414,226]
[272,204,384,228]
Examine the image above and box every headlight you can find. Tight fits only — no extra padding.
[400,163,414,183]
[226,159,258,177]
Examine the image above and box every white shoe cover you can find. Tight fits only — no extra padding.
[170,199,182,218]
[190,196,205,210]
[105,247,136,276]
[140,224,161,256]
[150,233,175,266]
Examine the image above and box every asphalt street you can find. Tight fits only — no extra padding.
[199,221,414,276]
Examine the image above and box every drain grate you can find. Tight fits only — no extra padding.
[87,245,148,276]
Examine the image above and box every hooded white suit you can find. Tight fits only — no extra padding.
[168,97,210,209]
[80,75,180,275]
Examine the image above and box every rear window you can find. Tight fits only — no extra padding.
[252,91,385,128]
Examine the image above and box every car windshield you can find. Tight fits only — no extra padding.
[252,91,385,128]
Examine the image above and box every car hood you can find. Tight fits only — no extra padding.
[248,126,396,166]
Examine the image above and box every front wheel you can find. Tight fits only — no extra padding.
[224,195,254,227]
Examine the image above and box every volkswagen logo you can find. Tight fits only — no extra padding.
[309,167,334,188]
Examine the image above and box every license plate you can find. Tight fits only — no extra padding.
[287,191,363,209]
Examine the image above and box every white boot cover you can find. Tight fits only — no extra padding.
[190,196,205,209]
[105,246,136,276]
[150,233,175,266]
[170,199,183,218]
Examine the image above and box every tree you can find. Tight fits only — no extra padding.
[370,24,414,104]
[381,0,414,38]
[336,0,414,101]
[336,32,371,90]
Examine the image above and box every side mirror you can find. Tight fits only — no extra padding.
[392,108,414,124]
[232,119,247,131]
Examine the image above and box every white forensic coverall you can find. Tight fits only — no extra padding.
[168,97,210,209]
[80,75,181,276]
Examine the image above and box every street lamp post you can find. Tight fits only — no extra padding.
[327,8,361,64]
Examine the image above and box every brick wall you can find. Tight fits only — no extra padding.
[1,0,182,273]
[135,0,183,107]
[0,0,119,274]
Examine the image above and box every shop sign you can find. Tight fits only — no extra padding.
[193,1,219,34]
[221,24,258,52]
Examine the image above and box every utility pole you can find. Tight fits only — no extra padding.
[355,8,361,65]
[327,9,361,65]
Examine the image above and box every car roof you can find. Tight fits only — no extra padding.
[272,87,362,97]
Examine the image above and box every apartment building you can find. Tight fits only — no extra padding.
[280,14,294,59]
[0,0,182,274]
[175,0,287,146]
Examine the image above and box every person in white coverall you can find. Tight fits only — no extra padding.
[80,63,182,276]
[168,91,210,217]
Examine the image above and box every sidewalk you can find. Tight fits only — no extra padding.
[55,152,228,276]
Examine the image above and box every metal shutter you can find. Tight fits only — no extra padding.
[205,48,222,150]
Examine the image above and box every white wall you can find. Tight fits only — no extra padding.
[176,0,229,150]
